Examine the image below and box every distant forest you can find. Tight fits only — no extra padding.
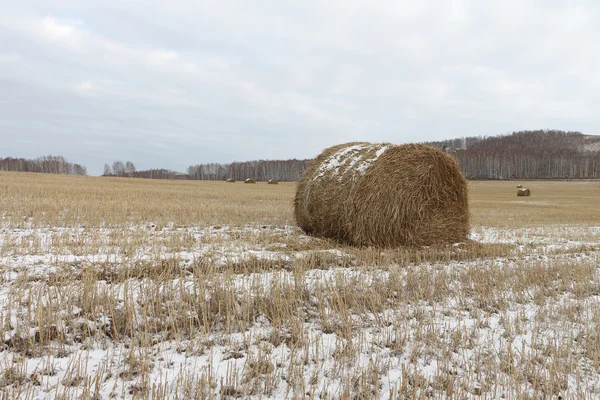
[187,159,311,181]
[102,159,310,181]
[3,130,600,180]
[0,155,87,176]
[425,130,600,179]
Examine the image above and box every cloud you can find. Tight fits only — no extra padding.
[40,17,82,48]
[1,1,600,174]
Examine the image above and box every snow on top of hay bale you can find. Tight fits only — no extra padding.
[315,143,389,180]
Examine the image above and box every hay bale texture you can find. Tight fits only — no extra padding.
[517,188,531,196]
[267,179,279,184]
[294,142,469,247]
[226,178,235,183]
[244,178,256,184]
[517,184,523,188]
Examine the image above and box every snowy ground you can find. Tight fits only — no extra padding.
[1,223,600,399]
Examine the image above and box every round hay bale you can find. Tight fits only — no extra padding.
[517,184,523,188]
[294,142,470,247]
[226,178,236,183]
[517,188,531,196]
[244,178,256,184]
[267,179,279,185]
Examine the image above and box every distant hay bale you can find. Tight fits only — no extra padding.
[517,184,523,188]
[517,188,531,196]
[267,179,279,185]
[226,178,235,183]
[244,178,256,184]
[294,142,470,247]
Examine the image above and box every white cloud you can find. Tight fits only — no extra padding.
[74,81,94,91]
[40,17,81,48]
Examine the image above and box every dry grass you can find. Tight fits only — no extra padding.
[1,171,600,399]
[0,172,293,228]
[468,180,600,227]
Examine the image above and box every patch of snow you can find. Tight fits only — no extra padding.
[2,224,600,398]
[315,143,388,180]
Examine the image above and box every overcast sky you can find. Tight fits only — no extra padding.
[1,1,599,175]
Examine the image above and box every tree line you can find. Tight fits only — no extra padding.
[103,161,187,179]
[186,159,310,181]
[0,155,87,175]
[426,130,600,179]
[3,130,598,181]
[102,159,310,181]
[103,161,137,177]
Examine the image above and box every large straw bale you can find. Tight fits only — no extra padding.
[294,142,470,247]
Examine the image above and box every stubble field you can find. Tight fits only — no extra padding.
[1,171,600,399]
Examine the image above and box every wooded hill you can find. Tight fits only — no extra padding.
[425,130,600,180]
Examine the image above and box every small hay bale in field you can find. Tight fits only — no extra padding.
[294,142,470,247]
[517,184,523,188]
[226,178,236,183]
[517,188,531,196]
[267,179,279,185]
[245,178,256,184]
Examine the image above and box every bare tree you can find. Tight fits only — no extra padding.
[112,161,126,177]
[103,164,112,176]
[125,161,136,177]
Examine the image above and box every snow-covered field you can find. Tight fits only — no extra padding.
[2,221,600,399]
